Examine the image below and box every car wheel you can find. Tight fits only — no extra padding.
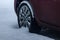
[17,1,41,33]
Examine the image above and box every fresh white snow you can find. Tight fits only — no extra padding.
[0,0,54,40]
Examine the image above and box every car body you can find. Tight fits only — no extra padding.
[14,0,59,32]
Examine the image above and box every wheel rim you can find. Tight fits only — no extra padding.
[19,5,31,28]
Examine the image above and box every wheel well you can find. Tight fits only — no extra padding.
[17,0,22,4]
[17,0,29,6]
[18,1,34,18]
[15,0,29,14]
[17,0,29,7]
[17,0,23,7]
[15,0,23,13]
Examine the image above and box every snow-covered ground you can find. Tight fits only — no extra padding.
[0,0,55,40]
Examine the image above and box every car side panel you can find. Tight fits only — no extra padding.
[56,0,60,27]
[39,0,57,26]
[29,0,60,29]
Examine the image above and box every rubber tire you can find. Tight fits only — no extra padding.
[29,18,41,34]
[17,0,41,33]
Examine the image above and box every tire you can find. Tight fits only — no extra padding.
[17,1,41,33]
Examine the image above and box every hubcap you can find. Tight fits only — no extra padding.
[19,5,31,28]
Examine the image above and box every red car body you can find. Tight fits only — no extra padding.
[14,0,60,31]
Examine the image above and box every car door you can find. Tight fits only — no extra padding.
[39,0,60,27]
[39,0,60,31]
[30,0,56,25]
[38,0,56,26]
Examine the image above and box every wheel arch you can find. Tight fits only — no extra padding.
[17,1,34,18]
[14,0,23,13]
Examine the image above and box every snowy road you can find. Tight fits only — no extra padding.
[0,0,54,40]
